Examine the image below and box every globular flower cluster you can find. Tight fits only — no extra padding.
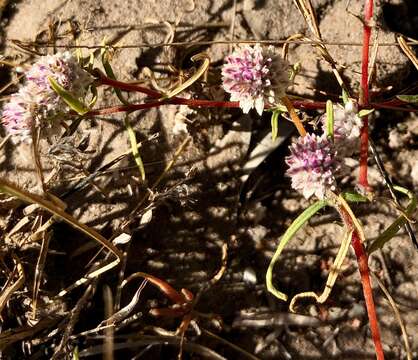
[320,100,363,157]
[222,44,290,115]
[286,133,340,200]
[1,52,92,142]
[1,86,35,140]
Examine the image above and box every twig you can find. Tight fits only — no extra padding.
[229,0,237,53]
[103,285,115,360]
[0,254,25,315]
[52,282,97,359]
[9,38,418,49]
[397,35,418,71]
[31,231,51,320]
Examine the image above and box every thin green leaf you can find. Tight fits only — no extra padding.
[326,100,334,139]
[396,94,418,104]
[48,77,89,115]
[358,108,374,117]
[124,115,146,181]
[290,62,301,82]
[368,186,416,253]
[72,347,79,360]
[101,40,130,105]
[87,85,98,108]
[342,88,349,105]
[342,191,369,203]
[271,110,280,141]
[266,200,328,301]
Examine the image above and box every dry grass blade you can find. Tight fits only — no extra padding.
[202,329,261,360]
[368,30,379,84]
[397,35,418,71]
[103,285,115,360]
[0,317,60,351]
[78,335,227,359]
[103,280,147,326]
[289,230,352,312]
[0,254,25,315]
[371,272,412,360]
[292,0,350,94]
[32,127,47,195]
[0,134,11,149]
[293,0,321,38]
[209,242,228,286]
[0,180,123,296]
[0,180,122,259]
[31,231,51,320]
[165,53,210,99]
[52,283,97,359]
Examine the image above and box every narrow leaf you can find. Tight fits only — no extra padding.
[101,41,130,105]
[270,110,280,141]
[358,108,374,117]
[48,77,89,115]
[326,100,334,139]
[124,115,146,181]
[342,88,349,105]
[342,191,369,203]
[266,200,328,301]
[396,94,418,104]
[368,186,417,253]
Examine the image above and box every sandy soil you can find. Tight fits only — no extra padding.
[0,0,417,359]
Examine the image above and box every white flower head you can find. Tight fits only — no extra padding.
[222,44,290,115]
[321,100,363,157]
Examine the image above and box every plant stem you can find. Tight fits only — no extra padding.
[358,0,374,189]
[281,96,307,136]
[357,2,385,357]
[350,231,385,360]
[337,201,385,360]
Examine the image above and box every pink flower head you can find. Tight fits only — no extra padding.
[1,86,35,142]
[320,100,363,157]
[25,51,92,116]
[1,52,92,142]
[222,44,289,115]
[286,133,340,199]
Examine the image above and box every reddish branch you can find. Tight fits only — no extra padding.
[358,0,374,189]
[338,204,385,360]
[350,232,385,359]
[354,1,385,359]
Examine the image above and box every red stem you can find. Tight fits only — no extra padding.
[92,75,417,117]
[351,232,385,360]
[356,2,385,358]
[338,206,385,360]
[358,0,374,189]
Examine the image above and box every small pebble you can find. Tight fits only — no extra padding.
[243,267,257,285]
